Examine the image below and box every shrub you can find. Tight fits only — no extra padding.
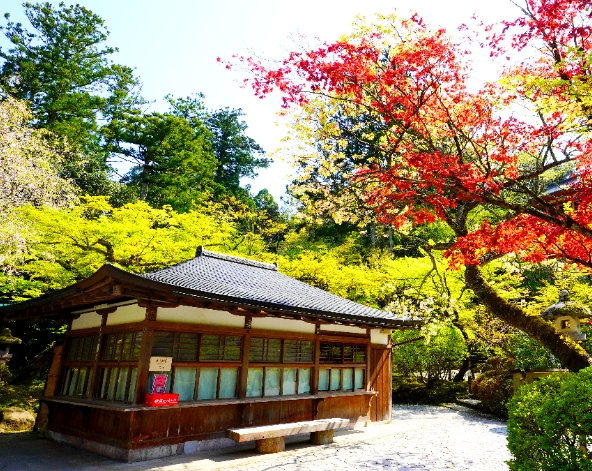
[507,366,592,471]
[392,324,468,385]
[0,380,44,413]
[507,331,560,370]
[392,375,468,404]
[471,357,514,418]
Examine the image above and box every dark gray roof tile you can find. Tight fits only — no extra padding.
[141,248,416,326]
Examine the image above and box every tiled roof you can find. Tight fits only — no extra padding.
[141,248,416,327]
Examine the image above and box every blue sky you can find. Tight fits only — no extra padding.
[1,0,520,202]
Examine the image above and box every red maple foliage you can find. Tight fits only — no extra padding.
[234,1,592,370]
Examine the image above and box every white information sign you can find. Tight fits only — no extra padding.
[149,356,173,372]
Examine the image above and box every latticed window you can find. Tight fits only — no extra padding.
[152,332,242,362]
[246,337,314,398]
[249,338,281,362]
[200,335,242,361]
[102,331,143,361]
[318,367,365,392]
[318,342,366,392]
[155,332,242,401]
[66,335,99,362]
[246,367,311,397]
[97,366,138,402]
[320,342,366,364]
[171,367,239,401]
[97,331,143,402]
[60,366,93,398]
[249,338,314,363]
[284,340,314,363]
[152,332,199,360]
[59,335,100,399]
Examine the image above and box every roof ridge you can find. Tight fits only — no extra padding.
[195,246,278,271]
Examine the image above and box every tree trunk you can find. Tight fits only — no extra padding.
[465,265,592,372]
[388,226,394,254]
[453,357,470,382]
[140,153,150,201]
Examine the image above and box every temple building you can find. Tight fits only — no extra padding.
[1,248,419,462]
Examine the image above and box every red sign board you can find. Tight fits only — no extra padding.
[144,393,179,407]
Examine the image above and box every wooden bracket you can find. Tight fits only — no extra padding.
[96,306,117,317]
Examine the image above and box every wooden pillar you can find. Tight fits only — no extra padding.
[135,306,157,405]
[89,311,109,400]
[239,324,251,398]
[365,342,372,391]
[43,345,64,397]
[312,328,320,394]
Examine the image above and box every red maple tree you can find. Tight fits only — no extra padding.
[234,2,592,371]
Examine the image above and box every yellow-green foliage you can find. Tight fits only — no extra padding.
[3,196,240,299]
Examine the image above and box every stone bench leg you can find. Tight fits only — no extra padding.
[310,429,334,445]
[255,436,285,453]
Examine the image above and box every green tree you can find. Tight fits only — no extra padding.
[0,96,76,288]
[1,196,239,302]
[168,95,270,201]
[207,107,270,196]
[0,2,143,193]
[106,112,217,211]
[392,324,468,385]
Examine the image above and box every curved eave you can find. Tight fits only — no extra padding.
[0,264,117,319]
[1,264,422,329]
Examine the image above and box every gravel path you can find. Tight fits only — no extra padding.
[0,404,511,471]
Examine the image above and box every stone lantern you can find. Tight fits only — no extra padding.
[0,328,21,365]
[541,290,592,341]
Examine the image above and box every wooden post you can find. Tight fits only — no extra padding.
[239,322,251,399]
[43,345,64,397]
[89,312,109,400]
[312,334,320,394]
[135,307,157,404]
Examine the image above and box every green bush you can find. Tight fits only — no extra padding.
[392,324,468,385]
[507,367,592,471]
[0,380,44,413]
[507,331,560,370]
[392,375,468,404]
[471,357,514,418]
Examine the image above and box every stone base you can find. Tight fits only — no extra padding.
[44,419,364,461]
[47,431,240,462]
[310,429,333,445]
[255,437,285,453]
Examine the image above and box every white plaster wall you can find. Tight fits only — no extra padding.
[106,304,146,326]
[319,324,366,335]
[370,329,390,345]
[71,311,102,330]
[251,317,316,334]
[157,305,245,328]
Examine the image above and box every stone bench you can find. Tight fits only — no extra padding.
[226,418,350,453]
